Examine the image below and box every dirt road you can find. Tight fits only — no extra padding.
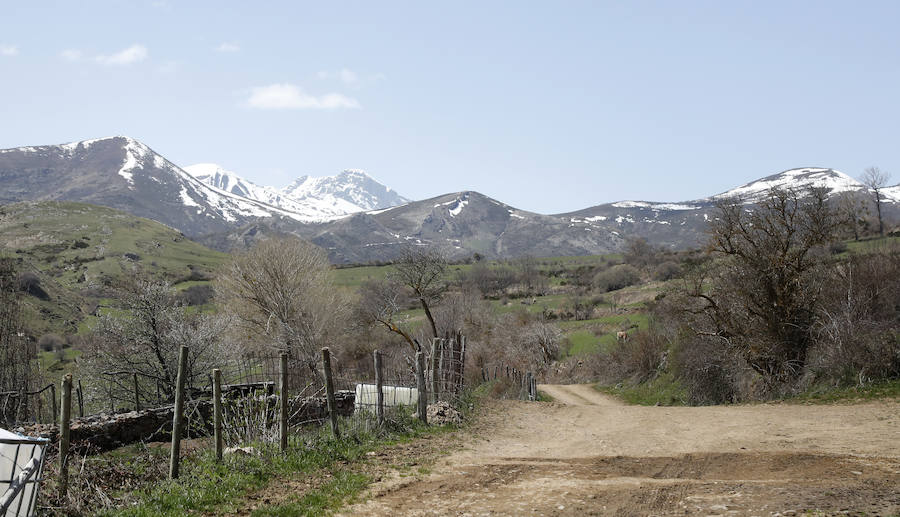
[341,385,900,516]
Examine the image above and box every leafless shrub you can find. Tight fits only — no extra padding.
[671,333,745,404]
[807,247,900,386]
[82,278,228,404]
[653,260,682,281]
[216,236,344,364]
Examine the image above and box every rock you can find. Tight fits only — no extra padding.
[224,446,258,456]
[426,401,462,426]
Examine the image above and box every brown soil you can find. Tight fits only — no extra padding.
[340,384,900,516]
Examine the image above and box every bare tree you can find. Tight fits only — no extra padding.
[356,278,418,351]
[835,191,868,241]
[861,166,891,236]
[515,255,548,295]
[685,187,843,385]
[391,246,448,343]
[216,237,343,363]
[84,278,226,401]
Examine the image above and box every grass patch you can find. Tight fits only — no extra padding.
[565,330,601,356]
[249,470,369,517]
[90,400,471,516]
[786,378,900,404]
[596,372,688,406]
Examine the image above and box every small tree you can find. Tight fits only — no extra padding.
[835,190,868,241]
[861,166,891,236]
[391,246,448,343]
[216,237,343,363]
[356,278,418,351]
[687,187,843,386]
[84,278,225,401]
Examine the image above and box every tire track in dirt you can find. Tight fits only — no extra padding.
[340,385,900,516]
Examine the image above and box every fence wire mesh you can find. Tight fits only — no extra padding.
[7,334,482,452]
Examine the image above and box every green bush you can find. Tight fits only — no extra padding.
[593,264,640,292]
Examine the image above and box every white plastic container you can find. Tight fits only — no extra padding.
[0,428,48,517]
[354,384,418,413]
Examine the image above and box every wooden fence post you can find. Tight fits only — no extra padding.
[279,352,288,451]
[429,339,438,404]
[436,339,445,400]
[59,374,72,498]
[321,347,339,439]
[169,345,189,479]
[374,350,384,426]
[459,334,467,393]
[525,371,533,401]
[415,351,427,424]
[213,368,223,462]
[133,372,140,412]
[76,380,84,418]
[107,377,113,412]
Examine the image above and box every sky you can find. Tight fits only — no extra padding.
[1,0,899,213]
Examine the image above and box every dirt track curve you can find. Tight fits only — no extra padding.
[340,384,900,516]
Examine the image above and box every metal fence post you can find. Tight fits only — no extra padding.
[321,347,339,438]
[169,345,189,479]
[47,384,56,424]
[76,380,84,418]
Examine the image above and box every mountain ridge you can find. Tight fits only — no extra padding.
[2,137,898,263]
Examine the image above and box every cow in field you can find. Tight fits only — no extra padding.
[616,331,628,342]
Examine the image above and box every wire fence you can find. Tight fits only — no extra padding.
[5,332,548,457]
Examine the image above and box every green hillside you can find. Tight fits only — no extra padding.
[0,201,228,337]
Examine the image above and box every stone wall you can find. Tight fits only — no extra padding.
[13,390,355,454]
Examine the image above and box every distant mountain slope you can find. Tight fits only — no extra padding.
[184,164,409,221]
[201,191,625,263]
[557,168,899,250]
[0,137,312,236]
[0,201,227,336]
[3,136,897,263]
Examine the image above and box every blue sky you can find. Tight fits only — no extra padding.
[1,1,899,213]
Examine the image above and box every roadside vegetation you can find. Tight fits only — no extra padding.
[1,186,899,514]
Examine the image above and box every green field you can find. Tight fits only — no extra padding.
[1,201,228,337]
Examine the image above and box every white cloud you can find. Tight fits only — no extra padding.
[246,83,360,110]
[96,44,148,66]
[0,44,19,57]
[215,42,240,52]
[60,49,82,61]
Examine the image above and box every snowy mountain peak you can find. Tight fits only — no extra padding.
[709,167,864,202]
[278,169,409,214]
[184,165,408,222]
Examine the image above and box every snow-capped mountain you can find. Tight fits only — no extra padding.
[2,136,898,263]
[183,163,274,201]
[0,136,318,236]
[707,167,864,202]
[184,164,409,221]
